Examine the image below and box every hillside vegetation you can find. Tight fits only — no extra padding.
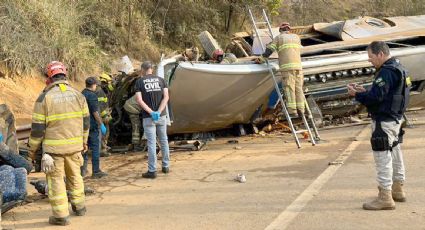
[1,0,425,80]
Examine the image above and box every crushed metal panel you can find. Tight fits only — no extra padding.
[167,62,273,134]
[313,21,346,40]
[313,15,425,41]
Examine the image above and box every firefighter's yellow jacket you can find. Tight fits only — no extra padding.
[267,32,302,71]
[29,80,89,154]
[95,87,109,118]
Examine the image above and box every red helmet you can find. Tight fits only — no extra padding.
[46,61,67,78]
[212,49,224,60]
[279,22,291,31]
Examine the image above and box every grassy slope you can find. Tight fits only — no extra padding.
[1,0,425,80]
[1,0,425,123]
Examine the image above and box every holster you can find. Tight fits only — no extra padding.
[397,127,405,144]
[370,121,391,151]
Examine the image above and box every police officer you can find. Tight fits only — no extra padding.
[347,41,410,210]
[135,61,170,179]
[82,77,108,179]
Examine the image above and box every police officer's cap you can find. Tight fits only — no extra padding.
[85,76,99,86]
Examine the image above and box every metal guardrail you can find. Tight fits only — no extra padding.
[16,124,31,141]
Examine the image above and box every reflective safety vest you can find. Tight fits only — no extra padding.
[95,87,109,118]
[267,32,302,71]
[29,80,90,154]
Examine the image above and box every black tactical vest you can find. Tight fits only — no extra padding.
[377,60,410,121]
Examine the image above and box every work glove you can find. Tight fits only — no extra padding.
[0,133,3,143]
[100,123,107,136]
[41,153,55,174]
[150,111,161,122]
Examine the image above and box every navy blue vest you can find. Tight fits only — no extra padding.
[371,59,410,121]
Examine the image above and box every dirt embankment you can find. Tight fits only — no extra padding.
[0,76,85,125]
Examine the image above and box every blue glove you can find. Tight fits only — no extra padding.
[150,111,160,122]
[100,123,107,136]
[154,111,161,121]
[0,133,3,143]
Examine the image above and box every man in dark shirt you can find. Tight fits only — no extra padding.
[135,61,170,179]
[81,77,108,179]
[348,41,409,210]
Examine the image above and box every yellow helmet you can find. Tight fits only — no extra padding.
[99,73,112,82]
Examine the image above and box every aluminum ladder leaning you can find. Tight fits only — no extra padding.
[247,8,320,148]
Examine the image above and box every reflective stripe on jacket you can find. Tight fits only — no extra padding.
[266,32,302,71]
[95,87,109,118]
[29,80,90,154]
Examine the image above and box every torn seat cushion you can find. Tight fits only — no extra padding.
[0,165,27,212]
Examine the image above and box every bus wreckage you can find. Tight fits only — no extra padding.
[109,15,425,145]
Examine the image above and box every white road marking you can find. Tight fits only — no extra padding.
[265,125,370,230]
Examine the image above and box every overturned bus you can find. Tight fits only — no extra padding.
[109,15,425,145]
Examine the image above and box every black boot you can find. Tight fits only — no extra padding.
[49,216,70,226]
[72,205,87,216]
[92,170,108,179]
[142,171,157,179]
[162,167,169,174]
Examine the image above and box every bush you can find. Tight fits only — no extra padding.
[0,0,101,80]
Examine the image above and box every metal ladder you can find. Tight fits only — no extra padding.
[247,8,320,148]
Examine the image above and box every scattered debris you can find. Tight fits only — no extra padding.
[170,140,206,151]
[349,116,362,123]
[234,146,243,150]
[227,140,239,144]
[234,173,246,183]
[262,124,273,132]
[303,131,309,139]
[111,146,130,153]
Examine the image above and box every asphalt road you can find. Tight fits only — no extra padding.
[2,111,424,230]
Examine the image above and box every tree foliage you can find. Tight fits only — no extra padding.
[1,0,425,78]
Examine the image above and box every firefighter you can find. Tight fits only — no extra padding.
[260,22,305,117]
[211,49,224,63]
[210,49,238,64]
[28,61,89,226]
[221,53,238,64]
[99,73,115,98]
[95,77,112,157]
[123,95,143,150]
